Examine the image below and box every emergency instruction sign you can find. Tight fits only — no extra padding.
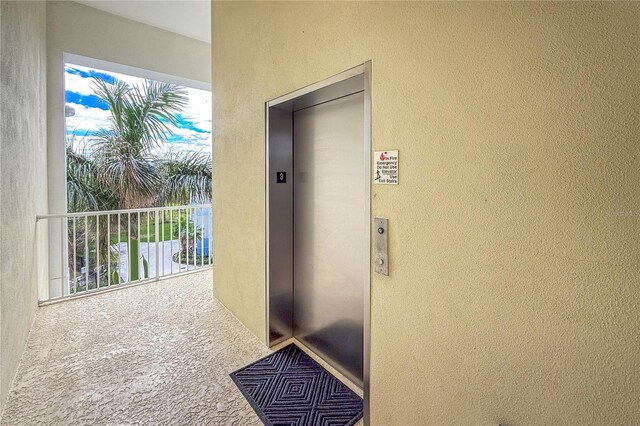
[374,150,398,185]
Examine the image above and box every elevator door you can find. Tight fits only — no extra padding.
[293,91,365,386]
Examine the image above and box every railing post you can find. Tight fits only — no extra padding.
[155,209,160,281]
[85,216,89,290]
[60,217,66,298]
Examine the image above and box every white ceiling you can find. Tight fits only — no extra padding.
[75,1,211,43]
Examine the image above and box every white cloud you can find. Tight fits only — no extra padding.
[154,141,211,156]
[183,87,212,132]
[64,72,98,96]
[167,125,208,139]
[65,63,212,157]
[65,103,112,133]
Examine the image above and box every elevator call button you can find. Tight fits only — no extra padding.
[276,172,286,183]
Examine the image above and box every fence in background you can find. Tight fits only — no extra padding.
[36,204,212,304]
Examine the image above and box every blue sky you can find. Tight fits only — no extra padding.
[64,64,212,156]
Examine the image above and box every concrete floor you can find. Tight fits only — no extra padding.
[1,271,271,425]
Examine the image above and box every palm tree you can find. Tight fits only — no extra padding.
[66,142,100,212]
[91,79,189,210]
[66,77,211,282]
[171,214,204,265]
[159,150,212,205]
[92,79,190,281]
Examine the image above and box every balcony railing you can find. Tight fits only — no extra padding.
[36,204,212,304]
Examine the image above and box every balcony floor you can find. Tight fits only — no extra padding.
[1,271,271,425]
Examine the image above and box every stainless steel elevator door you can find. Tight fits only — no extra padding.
[293,91,365,386]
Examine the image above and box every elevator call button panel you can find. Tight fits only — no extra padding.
[374,217,389,276]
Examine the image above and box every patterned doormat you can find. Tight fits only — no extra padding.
[230,344,363,426]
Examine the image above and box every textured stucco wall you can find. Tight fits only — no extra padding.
[212,2,640,424]
[0,0,47,415]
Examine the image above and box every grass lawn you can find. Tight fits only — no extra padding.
[110,222,178,244]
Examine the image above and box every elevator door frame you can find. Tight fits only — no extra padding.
[265,62,371,422]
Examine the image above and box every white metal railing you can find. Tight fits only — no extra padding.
[36,204,212,304]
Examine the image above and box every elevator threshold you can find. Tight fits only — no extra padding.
[271,337,363,397]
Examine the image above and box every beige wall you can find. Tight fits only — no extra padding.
[212,2,640,424]
[0,0,47,415]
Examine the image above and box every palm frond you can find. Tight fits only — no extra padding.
[70,77,206,212]
[128,81,188,149]
[67,146,100,212]
[93,137,162,209]
[158,150,212,205]
[92,79,131,136]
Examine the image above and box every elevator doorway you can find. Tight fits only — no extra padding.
[266,63,371,390]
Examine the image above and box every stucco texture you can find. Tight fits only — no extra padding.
[1,271,271,425]
[212,2,640,424]
[0,0,47,414]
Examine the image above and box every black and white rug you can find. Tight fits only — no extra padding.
[230,344,363,426]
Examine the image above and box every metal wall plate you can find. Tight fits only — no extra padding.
[374,217,388,276]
